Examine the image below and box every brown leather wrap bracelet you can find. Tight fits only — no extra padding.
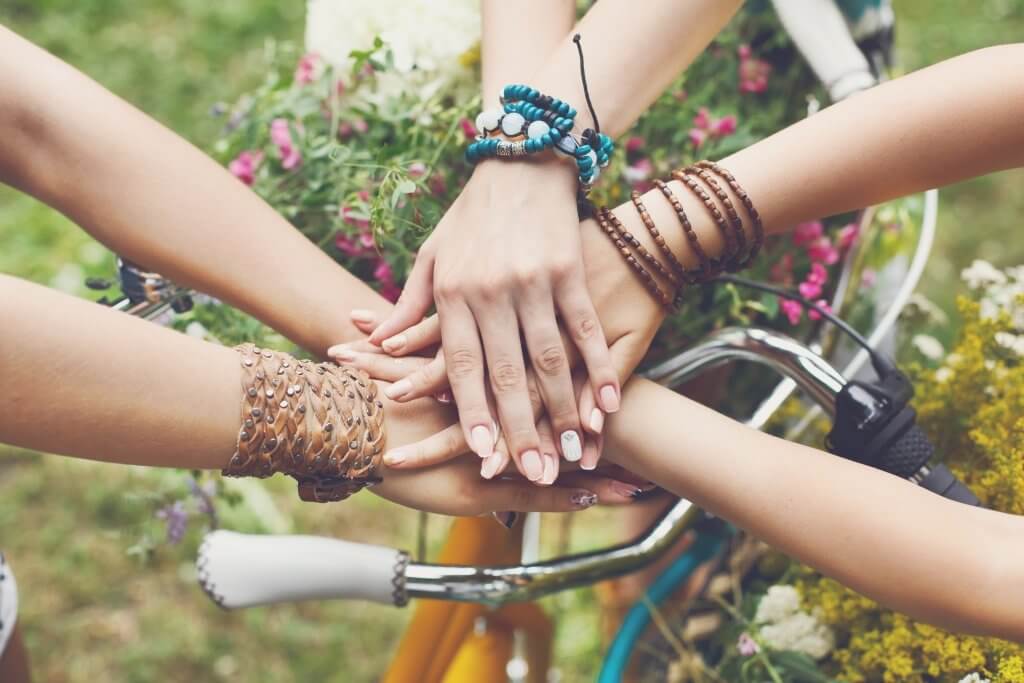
[223,344,386,503]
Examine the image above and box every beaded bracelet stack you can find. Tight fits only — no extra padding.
[466,83,615,191]
[595,160,764,311]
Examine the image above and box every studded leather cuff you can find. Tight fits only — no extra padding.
[223,344,386,503]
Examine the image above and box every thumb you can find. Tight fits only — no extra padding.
[369,250,435,345]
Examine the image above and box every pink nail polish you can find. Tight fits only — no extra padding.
[609,480,641,499]
[385,379,412,400]
[521,450,543,481]
[481,452,504,479]
[589,408,604,434]
[351,309,377,324]
[329,347,356,363]
[540,453,558,485]
[382,334,407,353]
[471,425,494,458]
[600,385,620,413]
[383,449,406,467]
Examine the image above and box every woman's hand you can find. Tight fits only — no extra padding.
[371,389,639,515]
[334,208,667,472]
[369,159,621,476]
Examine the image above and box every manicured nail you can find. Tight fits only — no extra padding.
[351,309,377,324]
[491,420,500,447]
[471,425,494,458]
[600,385,620,413]
[610,480,641,499]
[383,449,406,467]
[589,408,604,434]
[434,390,453,404]
[580,457,598,472]
[327,346,356,362]
[540,453,558,485]
[491,511,518,529]
[385,379,412,400]
[571,491,598,509]
[480,452,504,479]
[639,482,658,493]
[382,334,407,353]
[521,450,543,481]
[560,431,582,462]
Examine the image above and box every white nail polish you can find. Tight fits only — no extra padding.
[560,431,582,462]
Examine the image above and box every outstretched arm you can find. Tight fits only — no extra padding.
[0,24,381,357]
[606,378,1024,642]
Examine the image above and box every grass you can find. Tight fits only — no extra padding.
[1,1,1022,681]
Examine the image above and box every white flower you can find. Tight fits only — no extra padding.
[759,611,835,660]
[905,293,949,325]
[995,331,1024,356]
[754,585,834,661]
[961,259,1006,290]
[912,334,944,361]
[934,367,953,383]
[959,674,991,683]
[305,0,479,100]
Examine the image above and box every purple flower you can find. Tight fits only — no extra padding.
[738,632,760,657]
[270,119,302,170]
[155,501,188,545]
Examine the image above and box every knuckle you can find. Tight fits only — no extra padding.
[474,277,508,302]
[571,314,600,343]
[489,359,525,394]
[549,258,577,281]
[526,384,543,411]
[435,278,462,303]
[441,427,464,458]
[533,344,567,376]
[447,348,479,380]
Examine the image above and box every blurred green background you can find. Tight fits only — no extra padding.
[1,1,1022,681]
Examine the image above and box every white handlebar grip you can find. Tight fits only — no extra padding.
[196,530,409,609]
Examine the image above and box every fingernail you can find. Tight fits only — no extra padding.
[639,482,658,493]
[481,452,504,479]
[491,420,500,446]
[600,385,620,413]
[571,490,598,509]
[560,431,582,462]
[351,309,377,324]
[589,408,604,434]
[580,458,598,471]
[471,425,494,458]
[434,390,453,404]
[383,449,406,467]
[541,453,558,485]
[328,346,356,362]
[610,480,641,499]
[491,511,518,529]
[521,450,543,481]
[382,334,407,353]
[385,379,412,400]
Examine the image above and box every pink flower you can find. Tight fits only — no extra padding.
[460,117,478,140]
[270,118,302,170]
[429,173,448,197]
[837,223,860,251]
[799,280,823,300]
[622,158,654,188]
[792,221,824,246]
[353,118,369,134]
[688,107,738,149]
[625,136,646,153]
[294,52,323,85]
[711,114,737,137]
[780,298,803,325]
[338,121,354,140]
[770,253,794,284]
[738,44,772,94]
[227,150,263,186]
[737,632,760,657]
[807,236,839,265]
[408,162,427,178]
[807,262,828,286]
[808,299,832,321]
[374,259,401,302]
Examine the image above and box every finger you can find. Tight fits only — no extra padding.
[471,296,542,479]
[555,273,621,414]
[329,349,432,383]
[382,424,469,469]
[577,380,605,437]
[517,286,583,464]
[579,429,603,471]
[480,449,510,480]
[350,308,380,335]
[380,315,441,357]
[557,471,640,506]
[437,298,498,460]
[327,338,382,358]
[369,250,435,345]
[483,482,597,513]
[382,353,450,402]
[536,418,560,486]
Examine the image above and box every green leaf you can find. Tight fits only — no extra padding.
[770,651,834,682]
[760,291,780,318]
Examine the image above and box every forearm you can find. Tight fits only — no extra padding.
[606,378,1024,641]
[0,25,381,356]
